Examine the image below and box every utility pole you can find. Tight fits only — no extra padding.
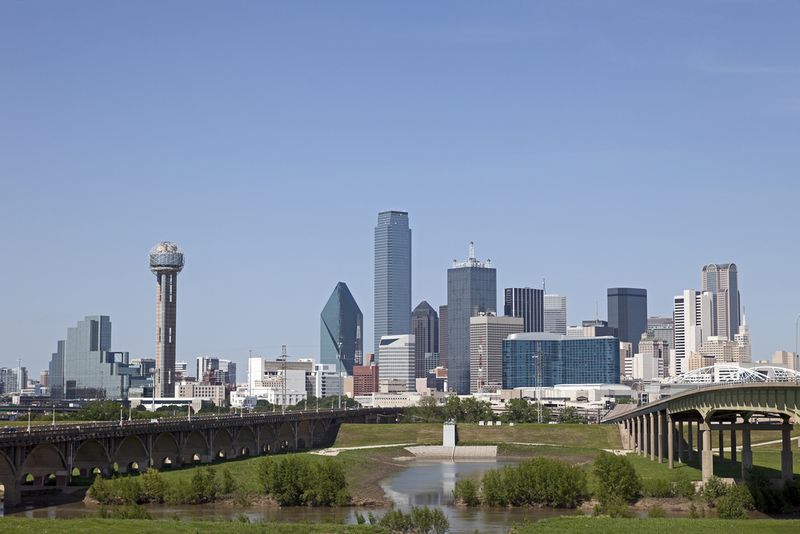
[281,345,287,415]
[337,339,343,410]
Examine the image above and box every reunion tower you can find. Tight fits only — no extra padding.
[149,241,185,398]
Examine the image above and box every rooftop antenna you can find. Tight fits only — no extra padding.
[595,301,599,323]
[542,278,546,293]
[468,241,475,260]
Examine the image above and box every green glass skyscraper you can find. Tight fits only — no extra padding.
[321,282,363,375]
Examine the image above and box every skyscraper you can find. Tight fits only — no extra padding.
[149,241,185,398]
[647,316,674,351]
[607,288,647,353]
[48,316,134,399]
[378,334,415,391]
[447,242,496,394]
[672,289,712,376]
[504,287,544,332]
[543,294,567,335]
[411,301,438,378]
[469,313,524,393]
[701,263,741,340]
[374,210,411,354]
[320,282,364,375]
[438,305,448,368]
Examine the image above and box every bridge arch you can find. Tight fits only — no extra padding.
[73,439,112,477]
[234,426,257,457]
[0,450,19,508]
[182,429,209,463]
[114,435,149,474]
[20,443,67,487]
[257,424,278,454]
[153,432,181,468]
[212,428,234,459]
[276,421,296,452]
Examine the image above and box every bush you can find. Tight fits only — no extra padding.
[479,458,588,508]
[480,469,506,506]
[89,474,143,505]
[190,467,219,503]
[747,471,786,513]
[642,478,673,498]
[717,484,754,519]
[453,479,480,506]
[596,494,633,518]
[672,470,695,499]
[701,476,727,507]
[141,469,166,503]
[256,455,350,506]
[379,507,448,534]
[221,468,236,494]
[98,504,152,519]
[647,505,666,518]
[784,480,800,507]
[592,452,641,505]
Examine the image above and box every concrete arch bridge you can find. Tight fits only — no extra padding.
[0,407,400,508]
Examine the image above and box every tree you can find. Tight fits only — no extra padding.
[460,397,493,423]
[442,396,463,421]
[558,406,586,424]
[505,398,533,423]
[409,395,442,422]
[592,452,641,505]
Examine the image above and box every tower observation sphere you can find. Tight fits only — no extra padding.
[149,241,184,398]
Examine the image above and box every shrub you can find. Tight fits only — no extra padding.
[701,476,727,507]
[256,455,350,506]
[379,507,449,534]
[717,484,754,519]
[642,478,674,498]
[221,468,236,494]
[784,479,800,507]
[190,467,219,503]
[141,469,166,503]
[672,470,695,499]
[480,469,506,506]
[98,504,152,520]
[599,494,633,518]
[379,509,411,532]
[453,479,480,506]
[647,505,666,518]
[592,452,641,505]
[747,471,786,513]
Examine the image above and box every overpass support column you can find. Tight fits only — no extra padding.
[632,419,638,453]
[657,412,664,464]
[638,416,645,456]
[650,413,657,461]
[667,414,674,469]
[701,422,713,481]
[781,420,794,481]
[741,423,752,479]
[687,421,694,462]
[677,420,684,463]
[730,426,737,464]
[627,420,634,450]
[718,429,724,460]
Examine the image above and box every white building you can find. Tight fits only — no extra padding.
[543,294,567,335]
[773,350,799,371]
[672,289,712,376]
[246,357,311,406]
[633,333,669,380]
[312,363,344,398]
[620,342,633,380]
[176,382,227,406]
[469,313,524,393]
[378,335,415,391]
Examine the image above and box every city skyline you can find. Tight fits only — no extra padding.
[3,3,800,374]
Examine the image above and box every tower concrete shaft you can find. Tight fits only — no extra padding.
[149,241,184,398]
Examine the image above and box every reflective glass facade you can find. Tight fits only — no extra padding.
[49,316,134,399]
[374,211,411,354]
[411,300,438,378]
[320,282,364,375]
[607,288,647,353]
[447,260,496,394]
[502,334,620,388]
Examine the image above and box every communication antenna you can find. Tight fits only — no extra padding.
[469,241,475,260]
[542,278,546,293]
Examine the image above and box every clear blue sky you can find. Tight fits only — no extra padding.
[2,1,799,375]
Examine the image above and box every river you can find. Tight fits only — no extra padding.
[1,458,581,533]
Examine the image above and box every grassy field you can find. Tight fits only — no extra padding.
[333,423,622,449]
[511,517,800,534]
[0,517,381,533]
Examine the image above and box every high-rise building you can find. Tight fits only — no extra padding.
[0,368,18,395]
[374,210,411,354]
[438,305,448,368]
[196,356,218,381]
[131,358,156,377]
[504,288,544,332]
[447,243,496,394]
[320,282,364,375]
[219,360,237,386]
[607,288,647,354]
[469,313,524,393]
[647,316,674,351]
[377,334,415,391]
[672,289,713,376]
[773,351,799,371]
[620,342,633,380]
[543,294,567,335]
[149,241,185,398]
[39,369,49,388]
[411,301,438,378]
[353,358,380,395]
[633,333,669,380]
[701,263,741,341]
[48,315,134,399]
[502,333,620,388]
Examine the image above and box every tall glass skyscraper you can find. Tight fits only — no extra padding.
[607,288,647,354]
[504,287,544,332]
[48,316,134,400]
[411,300,438,378]
[320,282,364,375]
[543,294,567,334]
[447,243,496,394]
[374,210,411,354]
[701,263,740,341]
[502,333,620,388]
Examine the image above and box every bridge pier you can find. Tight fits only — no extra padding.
[687,420,694,462]
[649,413,656,461]
[741,423,752,479]
[677,420,684,463]
[667,415,674,469]
[781,420,794,481]
[701,422,713,481]
[718,429,724,460]
[730,427,737,463]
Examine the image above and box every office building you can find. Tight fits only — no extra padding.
[672,289,713,375]
[633,333,669,380]
[773,351,799,371]
[175,361,189,379]
[607,288,647,353]
[374,210,411,354]
[353,359,380,396]
[647,316,674,350]
[469,313,524,393]
[504,287,544,332]
[378,335,415,391]
[411,301,438,378]
[0,368,18,395]
[320,282,364,375]
[701,263,741,341]
[149,241,185,397]
[39,369,49,388]
[48,315,135,400]
[620,342,633,380]
[176,382,227,406]
[219,359,237,387]
[438,305,448,368]
[132,358,156,377]
[312,364,343,398]
[247,357,313,406]
[502,333,620,388]
[543,294,567,335]
[447,242,496,394]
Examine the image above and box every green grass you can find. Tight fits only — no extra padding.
[0,517,382,533]
[333,423,622,449]
[512,517,800,534]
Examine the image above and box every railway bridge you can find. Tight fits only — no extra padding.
[0,407,401,507]
[603,383,800,482]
